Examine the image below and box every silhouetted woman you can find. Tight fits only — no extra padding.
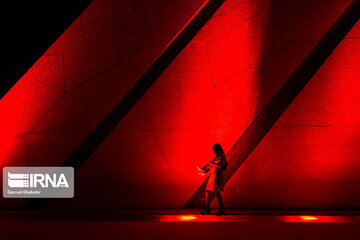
[199,143,228,216]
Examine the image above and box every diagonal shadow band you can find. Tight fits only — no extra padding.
[24,0,227,209]
[184,0,360,209]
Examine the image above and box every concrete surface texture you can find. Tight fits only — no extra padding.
[0,0,359,209]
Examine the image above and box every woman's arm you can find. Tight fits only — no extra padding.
[209,160,222,166]
[209,155,224,166]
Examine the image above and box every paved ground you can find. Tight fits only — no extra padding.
[1,210,360,239]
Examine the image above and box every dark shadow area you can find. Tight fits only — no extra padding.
[255,0,294,112]
[0,0,92,100]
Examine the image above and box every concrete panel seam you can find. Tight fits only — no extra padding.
[205,0,286,48]
[210,41,295,88]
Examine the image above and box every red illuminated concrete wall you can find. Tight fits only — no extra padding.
[1,0,359,209]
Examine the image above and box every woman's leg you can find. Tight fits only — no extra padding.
[215,191,224,210]
[205,190,211,210]
[200,191,212,214]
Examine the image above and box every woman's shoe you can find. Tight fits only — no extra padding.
[216,209,226,216]
[200,209,211,215]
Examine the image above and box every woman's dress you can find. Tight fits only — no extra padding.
[205,154,227,191]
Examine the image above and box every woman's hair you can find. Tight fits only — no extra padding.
[212,143,224,155]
